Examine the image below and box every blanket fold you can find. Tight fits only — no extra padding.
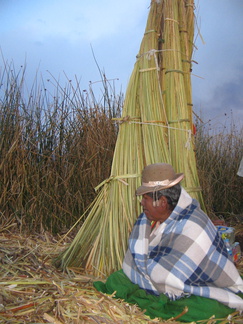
[94,270,242,322]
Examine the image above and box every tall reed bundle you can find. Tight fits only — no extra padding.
[160,0,203,200]
[56,0,204,276]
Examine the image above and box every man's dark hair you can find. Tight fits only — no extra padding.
[146,183,181,210]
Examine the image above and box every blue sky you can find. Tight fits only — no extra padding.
[1,0,242,131]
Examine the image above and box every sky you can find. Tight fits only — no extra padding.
[1,0,242,132]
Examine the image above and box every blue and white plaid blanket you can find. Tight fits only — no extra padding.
[123,188,243,310]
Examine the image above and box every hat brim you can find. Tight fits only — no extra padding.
[136,173,184,196]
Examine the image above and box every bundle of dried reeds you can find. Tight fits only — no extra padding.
[160,0,203,199]
[56,0,204,277]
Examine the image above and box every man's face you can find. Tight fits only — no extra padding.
[140,193,172,223]
[140,194,164,222]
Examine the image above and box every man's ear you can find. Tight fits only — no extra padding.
[154,196,168,208]
[159,196,168,207]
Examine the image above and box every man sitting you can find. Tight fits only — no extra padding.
[123,163,243,311]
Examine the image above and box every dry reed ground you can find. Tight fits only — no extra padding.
[0,230,242,324]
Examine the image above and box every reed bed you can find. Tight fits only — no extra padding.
[0,0,241,280]
[57,0,204,276]
[0,61,121,234]
[0,231,242,324]
[195,122,243,219]
[0,2,242,322]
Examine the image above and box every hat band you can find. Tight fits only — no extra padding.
[142,180,171,187]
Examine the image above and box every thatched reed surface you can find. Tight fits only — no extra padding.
[0,231,157,323]
[0,231,242,323]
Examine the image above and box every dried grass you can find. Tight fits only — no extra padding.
[0,231,242,324]
[0,61,121,234]
[0,232,154,323]
[195,123,243,218]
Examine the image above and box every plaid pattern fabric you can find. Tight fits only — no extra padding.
[123,188,243,310]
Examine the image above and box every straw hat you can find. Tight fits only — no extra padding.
[136,163,184,196]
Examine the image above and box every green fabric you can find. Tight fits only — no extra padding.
[94,269,241,323]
